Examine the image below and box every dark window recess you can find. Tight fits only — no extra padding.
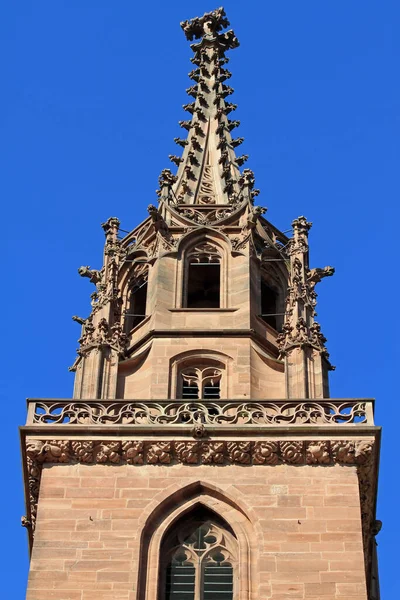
[203,382,220,400]
[182,378,199,400]
[187,263,220,309]
[165,561,195,600]
[260,280,278,329]
[203,562,233,600]
[125,280,147,332]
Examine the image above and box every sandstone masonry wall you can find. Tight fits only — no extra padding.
[27,462,368,600]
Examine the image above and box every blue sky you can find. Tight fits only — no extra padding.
[1,1,399,597]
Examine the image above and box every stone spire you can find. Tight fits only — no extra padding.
[277,216,335,398]
[69,7,336,402]
[158,7,254,207]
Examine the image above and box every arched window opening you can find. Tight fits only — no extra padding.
[260,279,278,329]
[160,508,236,600]
[124,265,148,333]
[182,372,200,400]
[181,367,221,400]
[185,243,221,309]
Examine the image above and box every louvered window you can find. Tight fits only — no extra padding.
[166,560,195,600]
[160,512,236,600]
[203,557,233,600]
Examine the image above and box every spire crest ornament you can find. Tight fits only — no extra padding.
[159,7,249,211]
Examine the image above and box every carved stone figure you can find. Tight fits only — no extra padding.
[307,266,335,285]
[246,205,266,229]
[78,266,102,285]
[147,204,169,235]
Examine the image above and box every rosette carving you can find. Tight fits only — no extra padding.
[253,441,279,465]
[355,441,373,465]
[41,440,70,463]
[122,441,144,465]
[201,441,226,464]
[95,441,121,464]
[147,442,172,464]
[174,441,200,464]
[306,441,330,465]
[280,441,304,464]
[227,441,251,464]
[331,441,356,464]
[71,441,94,463]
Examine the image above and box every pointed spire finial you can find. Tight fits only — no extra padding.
[159,9,258,212]
[180,7,231,41]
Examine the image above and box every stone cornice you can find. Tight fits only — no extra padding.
[124,327,281,360]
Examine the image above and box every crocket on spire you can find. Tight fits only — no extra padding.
[157,7,255,209]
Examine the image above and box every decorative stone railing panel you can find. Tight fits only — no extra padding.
[26,398,374,427]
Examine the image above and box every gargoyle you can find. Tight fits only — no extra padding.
[246,205,266,229]
[147,205,169,235]
[307,266,335,285]
[78,266,102,285]
[72,315,86,325]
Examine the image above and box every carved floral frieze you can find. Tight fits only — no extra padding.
[24,437,374,531]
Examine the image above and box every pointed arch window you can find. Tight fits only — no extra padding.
[185,243,221,309]
[160,508,236,600]
[124,264,148,332]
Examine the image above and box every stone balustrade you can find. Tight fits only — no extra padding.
[26,398,374,428]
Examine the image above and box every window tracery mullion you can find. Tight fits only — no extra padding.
[165,520,235,600]
[181,368,222,400]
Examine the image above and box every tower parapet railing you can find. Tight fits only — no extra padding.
[25,397,375,430]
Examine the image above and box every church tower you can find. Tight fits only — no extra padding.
[21,8,380,600]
